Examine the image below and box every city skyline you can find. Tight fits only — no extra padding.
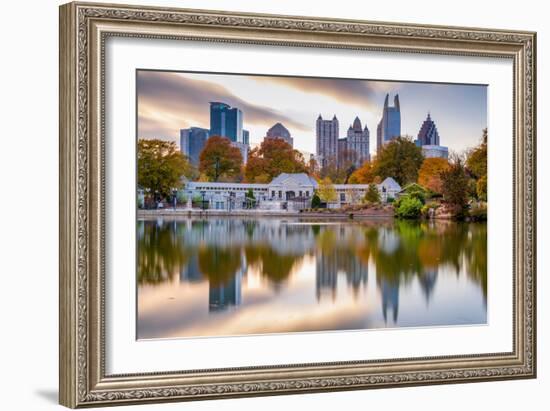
[137,70,487,157]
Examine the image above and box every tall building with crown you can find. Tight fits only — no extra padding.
[344,116,370,165]
[316,114,339,168]
[414,113,449,159]
[376,94,401,152]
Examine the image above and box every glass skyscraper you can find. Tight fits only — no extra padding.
[209,102,244,143]
[180,127,210,166]
[376,94,401,152]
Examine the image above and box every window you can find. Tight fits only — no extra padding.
[340,193,346,202]
[305,191,309,197]
[278,191,282,199]
[272,190,275,197]
[299,190,303,197]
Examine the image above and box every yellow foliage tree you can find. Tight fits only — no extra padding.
[317,177,337,203]
[418,157,450,193]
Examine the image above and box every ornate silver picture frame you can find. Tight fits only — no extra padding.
[59,1,536,408]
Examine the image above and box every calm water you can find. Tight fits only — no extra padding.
[137,217,487,339]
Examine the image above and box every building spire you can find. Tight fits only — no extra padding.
[394,94,400,111]
[384,93,389,109]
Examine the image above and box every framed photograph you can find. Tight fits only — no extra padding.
[59,2,537,408]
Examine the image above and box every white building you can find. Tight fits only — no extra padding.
[421,145,449,159]
[181,173,401,211]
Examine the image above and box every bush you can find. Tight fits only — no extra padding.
[402,183,427,204]
[387,196,395,203]
[395,195,423,219]
[176,190,188,204]
[311,193,322,209]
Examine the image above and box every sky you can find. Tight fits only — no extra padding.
[137,70,487,157]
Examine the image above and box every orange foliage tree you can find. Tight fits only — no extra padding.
[245,138,307,183]
[198,136,243,182]
[417,157,450,193]
[348,160,376,184]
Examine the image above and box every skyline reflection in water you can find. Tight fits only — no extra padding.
[137,217,487,339]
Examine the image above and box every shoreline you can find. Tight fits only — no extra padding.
[137,209,394,219]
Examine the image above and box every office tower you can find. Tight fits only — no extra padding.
[242,129,250,146]
[316,114,339,168]
[345,116,370,166]
[415,113,449,159]
[264,122,293,147]
[376,94,401,152]
[209,102,244,143]
[180,127,210,166]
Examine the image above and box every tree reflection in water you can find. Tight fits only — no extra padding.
[137,218,487,325]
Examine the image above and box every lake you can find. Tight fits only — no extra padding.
[137,217,487,339]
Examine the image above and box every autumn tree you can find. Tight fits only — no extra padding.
[244,138,307,183]
[338,148,358,183]
[349,160,376,184]
[417,157,450,193]
[466,128,488,179]
[317,177,337,203]
[137,139,192,201]
[440,155,470,212]
[307,156,319,179]
[374,137,424,186]
[199,136,243,182]
[466,129,488,202]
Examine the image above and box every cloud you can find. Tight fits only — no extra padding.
[137,71,310,140]
[250,76,396,110]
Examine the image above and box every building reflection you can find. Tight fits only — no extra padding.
[209,270,243,312]
[418,268,438,303]
[315,239,369,301]
[179,254,203,283]
[139,217,487,332]
[379,278,399,324]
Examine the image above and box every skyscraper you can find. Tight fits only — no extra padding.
[180,127,210,167]
[316,114,339,168]
[376,94,401,152]
[242,129,250,145]
[345,116,370,165]
[415,113,448,159]
[265,122,293,147]
[416,112,440,146]
[209,102,244,143]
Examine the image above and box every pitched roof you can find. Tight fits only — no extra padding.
[379,177,401,190]
[269,173,318,187]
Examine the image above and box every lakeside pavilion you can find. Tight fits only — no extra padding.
[173,173,401,211]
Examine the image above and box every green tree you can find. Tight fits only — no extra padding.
[374,137,424,186]
[311,193,322,209]
[440,155,470,212]
[245,188,256,208]
[245,138,307,182]
[317,177,337,203]
[364,183,381,204]
[137,139,192,201]
[199,136,243,182]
